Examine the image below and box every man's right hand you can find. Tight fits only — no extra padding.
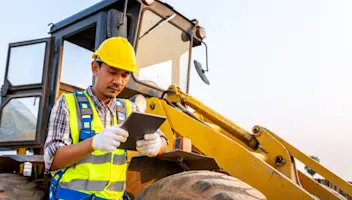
[92,126,129,151]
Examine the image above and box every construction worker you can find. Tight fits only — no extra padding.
[44,36,168,200]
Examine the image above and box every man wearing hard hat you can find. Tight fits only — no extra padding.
[44,36,168,200]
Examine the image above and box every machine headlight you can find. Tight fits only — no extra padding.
[196,26,206,40]
[130,94,147,113]
[142,0,155,6]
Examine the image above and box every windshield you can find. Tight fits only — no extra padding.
[134,10,191,92]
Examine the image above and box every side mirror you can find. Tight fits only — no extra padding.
[194,41,210,85]
[194,60,209,85]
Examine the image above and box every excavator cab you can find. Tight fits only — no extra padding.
[0,0,207,148]
[0,0,210,198]
[1,1,351,200]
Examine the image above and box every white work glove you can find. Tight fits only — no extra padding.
[92,126,128,151]
[136,133,161,157]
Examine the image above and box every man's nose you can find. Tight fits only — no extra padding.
[112,74,123,85]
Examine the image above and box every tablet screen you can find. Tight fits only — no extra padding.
[118,112,166,150]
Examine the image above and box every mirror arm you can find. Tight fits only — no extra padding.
[120,0,128,28]
[202,41,209,72]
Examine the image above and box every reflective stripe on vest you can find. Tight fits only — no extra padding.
[53,91,132,199]
[60,180,125,192]
[76,152,126,165]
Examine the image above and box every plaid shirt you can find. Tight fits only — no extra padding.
[44,86,165,173]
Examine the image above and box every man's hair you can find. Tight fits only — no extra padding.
[96,61,103,68]
[94,57,104,68]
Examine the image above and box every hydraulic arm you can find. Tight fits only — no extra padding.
[145,85,352,199]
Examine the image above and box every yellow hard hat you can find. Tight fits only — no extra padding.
[92,36,139,72]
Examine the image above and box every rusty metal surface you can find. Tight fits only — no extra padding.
[126,156,183,200]
[58,82,84,97]
[0,155,44,165]
[298,170,343,200]
[0,158,19,173]
[157,149,221,171]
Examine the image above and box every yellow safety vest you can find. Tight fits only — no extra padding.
[50,91,132,200]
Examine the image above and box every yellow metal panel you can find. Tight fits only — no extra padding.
[166,85,258,148]
[17,148,26,175]
[298,170,342,200]
[160,100,315,199]
[253,126,298,183]
[197,115,260,152]
[265,128,352,197]
[146,97,176,149]
[174,88,259,149]
[127,151,139,163]
[162,85,351,197]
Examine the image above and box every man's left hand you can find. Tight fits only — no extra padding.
[136,133,162,157]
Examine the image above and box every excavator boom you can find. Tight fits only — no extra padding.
[0,1,351,199]
[141,85,352,199]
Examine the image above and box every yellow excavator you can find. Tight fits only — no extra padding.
[0,0,351,199]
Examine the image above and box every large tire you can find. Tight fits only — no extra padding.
[0,173,45,200]
[136,170,266,200]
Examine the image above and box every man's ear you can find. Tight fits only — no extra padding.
[91,61,99,76]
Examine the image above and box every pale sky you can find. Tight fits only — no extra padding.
[0,0,351,184]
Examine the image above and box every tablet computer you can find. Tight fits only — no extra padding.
[118,112,166,150]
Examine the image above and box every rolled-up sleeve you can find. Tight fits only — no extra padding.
[44,95,72,173]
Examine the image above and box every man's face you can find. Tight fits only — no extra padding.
[92,61,130,99]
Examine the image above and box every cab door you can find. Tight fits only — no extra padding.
[0,37,52,148]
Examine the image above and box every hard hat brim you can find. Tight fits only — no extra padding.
[92,54,139,73]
